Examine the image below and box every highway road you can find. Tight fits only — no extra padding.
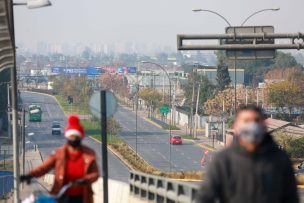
[114,106,208,172]
[21,91,130,183]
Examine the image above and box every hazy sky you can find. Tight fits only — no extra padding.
[14,0,304,51]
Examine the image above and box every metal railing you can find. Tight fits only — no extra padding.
[129,171,199,203]
[0,175,13,198]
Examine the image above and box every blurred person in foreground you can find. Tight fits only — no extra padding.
[20,115,99,203]
[196,104,298,203]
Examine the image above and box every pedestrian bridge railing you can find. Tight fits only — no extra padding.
[129,170,199,203]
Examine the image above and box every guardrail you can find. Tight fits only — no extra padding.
[129,170,199,203]
[0,175,13,198]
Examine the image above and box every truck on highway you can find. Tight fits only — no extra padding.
[28,104,42,122]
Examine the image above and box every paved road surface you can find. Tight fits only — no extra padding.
[21,92,129,183]
[115,106,209,172]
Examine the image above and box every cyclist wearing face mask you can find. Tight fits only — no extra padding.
[20,115,99,203]
[196,104,298,203]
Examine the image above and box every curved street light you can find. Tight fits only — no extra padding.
[192,8,232,27]
[192,7,280,27]
[13,0,52,9]
[241,7,280,26]
[141,61,173,171]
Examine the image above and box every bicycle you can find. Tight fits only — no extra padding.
[22,179,83,203]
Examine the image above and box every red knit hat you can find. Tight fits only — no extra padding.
[65,115,85,139]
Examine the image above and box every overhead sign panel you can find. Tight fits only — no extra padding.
[51,67,102,75]
[223,26,275,60]
[117,67,137,74]
[127,67,137,74]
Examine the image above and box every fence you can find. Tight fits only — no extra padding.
[0,147,13,170]
[0,172,13,198]
[129,170,199,203]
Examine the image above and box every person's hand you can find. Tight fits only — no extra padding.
[20,175,32,184]
[73,179,86,185]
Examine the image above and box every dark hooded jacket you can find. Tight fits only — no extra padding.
[196,134,298,203]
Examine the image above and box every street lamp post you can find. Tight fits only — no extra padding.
[9,0,52,202]
[141,61,172,171]
[135,72,140,158]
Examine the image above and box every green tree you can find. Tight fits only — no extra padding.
[214,51,301,86]
[216,58,231,91]
[139,88,162,117]
[268,80,303,115]
[52,75,93,111]
[272,52,299,68]
[183,73,216,114]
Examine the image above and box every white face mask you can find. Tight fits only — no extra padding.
[239,123,265,145]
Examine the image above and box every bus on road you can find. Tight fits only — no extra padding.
[28,105,42,122]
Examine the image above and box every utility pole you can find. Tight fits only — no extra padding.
[190,69,196,136]
[162,73,165,102]
[135,73,139,158]
[222,100,226,146]
[256,88,259,106]
[245,87,248,105]
[172,80,177,126]
[194,83,201,139]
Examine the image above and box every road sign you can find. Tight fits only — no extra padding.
[89,91,117,119]
[223,26,275,60]
[127,67,137,74]
[160,105,170,114]
[51,67,102,75]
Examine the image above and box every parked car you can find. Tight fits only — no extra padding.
[170,136,182,145]
[51,121,61,135]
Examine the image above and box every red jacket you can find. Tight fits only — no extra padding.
[29,144,99,203]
